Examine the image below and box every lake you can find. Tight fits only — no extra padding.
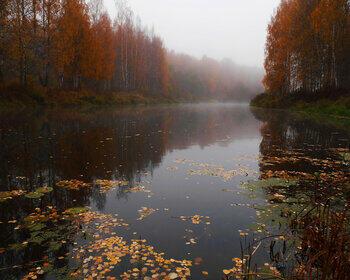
[0,103,349,279]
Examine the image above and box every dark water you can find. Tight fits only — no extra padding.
[0,103,349,279]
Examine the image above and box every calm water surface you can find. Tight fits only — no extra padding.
[0,103,349,279]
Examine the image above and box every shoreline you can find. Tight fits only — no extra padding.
[0,90,181,110]
[250,93,350,119]
[0,87,250,110]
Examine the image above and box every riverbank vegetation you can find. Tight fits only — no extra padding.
[222,109,350,279]
[0,0,262,107]
[0,83,176,108]
[251,0,350,117]
[251,90,350,118]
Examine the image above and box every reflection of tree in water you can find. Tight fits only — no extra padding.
[0,105,259,188]
[249,108,350,279]
[251,107,350,177]
[0,105,256,275]
[0,105,259,220]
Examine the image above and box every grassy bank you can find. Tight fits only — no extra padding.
[251,91,350,119]
[0,83,179,109]
[293,97,350,118]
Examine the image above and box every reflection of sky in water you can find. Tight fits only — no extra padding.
[0,104,349,279]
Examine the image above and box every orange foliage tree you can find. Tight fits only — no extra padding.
[0,0,169,95]
[263,0,349,95]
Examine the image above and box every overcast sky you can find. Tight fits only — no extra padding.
[104,0,281,68]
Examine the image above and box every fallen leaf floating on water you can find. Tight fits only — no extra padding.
[20,206,130,280]
[127,185,152,194]
[174,158,194,164]
[168,272,179,279]
[222,258,243,278]
[259,148,350,183]
[137,207,157,220]
[73,238,192,279]
[173,159,257,181]
[176,215,210,225]
[193,257,203,265]
[222,257,281,279]
[56,179,91,190]
[185,238,197,245]
[238,230,249,237]
[188,166,236,181]
[94,179,129,193]
[0,189,26,202]
[271,193,286,203]
[166,166,179,171]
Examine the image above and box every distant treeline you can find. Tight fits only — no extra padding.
[0,0,262,103]
[168,52,263,101]
[263,0,349,96]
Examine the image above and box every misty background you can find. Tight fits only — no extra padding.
[104,0,280,68]
[102,0,281,100]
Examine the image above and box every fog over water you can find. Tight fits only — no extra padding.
[104,0,281,67]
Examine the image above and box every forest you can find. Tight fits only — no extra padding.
[168,52,262,101]
[0,0,261,105]
[252,0,350,110]
[0,0,168,96]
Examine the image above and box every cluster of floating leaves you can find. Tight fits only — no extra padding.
[68,209,129,235]
[137,207,157,220]
[260,148,350,183]
[0,205,131,280]
[223,257,244,277]
[48,178,149,194]
[183,229,202,246]
[166,166,179,171]
[332,148,350,162]
[1,186,54,201]
[14,207,78,279]
[188,165,236,181]
[223,257,281,279]
[0,189,26,202]
[225,147,350,279]
[1,178,149,204]
[128,185,152,194]
[173,159,257,181]
[56,179,91,190]
[2,144,347,280]
[94,179,129,193]
[74,238,192,280]
[22,267,47,280]
[177,215,210,225]
[66,208,193,280]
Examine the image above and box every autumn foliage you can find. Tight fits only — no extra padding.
[0,0,169,95]
[263,0,350,96]
[0,0,265,102]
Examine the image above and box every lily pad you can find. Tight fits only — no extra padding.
[64,207,89,215]
[25,186,53,199]
[340,152,350,162]
[242,178,298,190]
